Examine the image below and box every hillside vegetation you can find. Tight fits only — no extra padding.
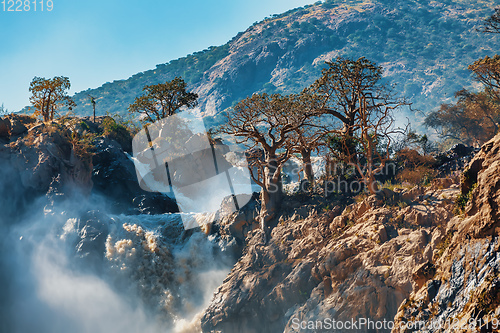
[65,0,499,124]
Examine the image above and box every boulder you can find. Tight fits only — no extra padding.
[7,114,35,136]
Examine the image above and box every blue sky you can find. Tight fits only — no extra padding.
[0,0,314,112]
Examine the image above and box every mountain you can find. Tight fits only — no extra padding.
[69,0,500,125]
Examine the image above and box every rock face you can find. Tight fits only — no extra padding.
[202,130,500,332]
[0,115,178,220]
[0,114,36,140]
[91,136,177,215]
[202,131,500,333]
[0,118,94,220]
[201,180,462,332]
[392,133,500,332]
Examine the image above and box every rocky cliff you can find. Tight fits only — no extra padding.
[0,115,177,222]
[0,114,93,220]
[392,133,500,332]
[200,134,500,332]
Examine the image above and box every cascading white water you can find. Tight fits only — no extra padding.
[5,207,232,333]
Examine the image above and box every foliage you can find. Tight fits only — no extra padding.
[455,183,478,214]
[426,51,500,146]
[425,89,500,146]
[128,77,198,123]
[69,131,95,166]
[395,148,437,185]
[101,116,133,151]
[29,76,76,122]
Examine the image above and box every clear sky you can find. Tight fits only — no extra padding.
[0,0,314,112]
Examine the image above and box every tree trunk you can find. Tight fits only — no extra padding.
[366,172,379,194]
[44,93,52,122]
[301,148,314,184]
[259,155,283,236]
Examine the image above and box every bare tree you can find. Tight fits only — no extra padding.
[329,94,406,194]
[219,93,315,234]
[313,57,409,193]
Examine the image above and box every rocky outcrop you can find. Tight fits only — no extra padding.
[0,114,36,140]
[201,180,462,332]
[0,115,178,220]
[392,133,500,332]
[202,133,500,333]
[0,118,94,220]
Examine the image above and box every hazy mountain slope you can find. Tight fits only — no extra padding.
[69,0,500,123]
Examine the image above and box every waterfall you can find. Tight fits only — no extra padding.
[3,205,232,333]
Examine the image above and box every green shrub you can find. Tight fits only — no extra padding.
[101,116,133,152]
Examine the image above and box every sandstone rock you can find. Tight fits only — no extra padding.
[432,177,455,189]
[201,176,459,333]
[461,133,500,237]
[412,261,436,290]
[392,133,500,332]
[401,185,424,202]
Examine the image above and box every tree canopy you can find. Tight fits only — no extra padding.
[128,77,198,123]
[29,76,75,122]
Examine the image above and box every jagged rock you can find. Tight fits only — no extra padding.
[10,121,92,195]
[462,133,500,237]
[412,261,436,290]
[7,114,35,137]
[432,177,456,189]
[201,178,461,333]
[392,133,500,332]
[401,185,425,202]
[212,194,260,257]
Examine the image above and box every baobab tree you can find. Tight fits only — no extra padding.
[219,93,316,234]
[328,93,407,194]
[314,57,409,193]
